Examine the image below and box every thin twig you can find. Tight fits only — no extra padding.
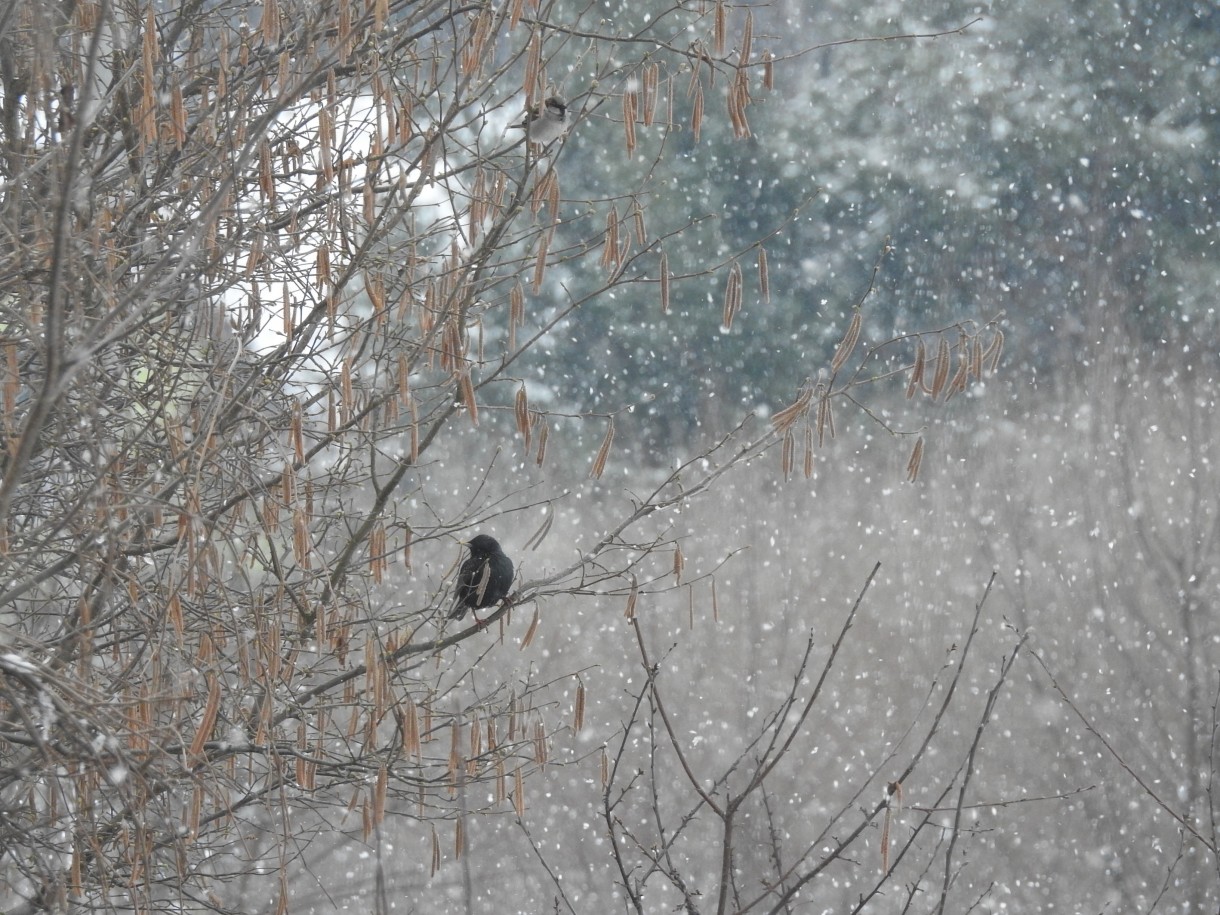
[1029,646,1218,854]
[935,634,1027,915]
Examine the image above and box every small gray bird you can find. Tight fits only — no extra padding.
[450,534,514,621]
[518,96,569,145]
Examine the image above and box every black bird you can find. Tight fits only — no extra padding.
[450,534,514,620]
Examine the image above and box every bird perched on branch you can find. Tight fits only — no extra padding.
[450,534,514,621]
[517,96,569,145]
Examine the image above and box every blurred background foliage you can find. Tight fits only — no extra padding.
[519,0,1217,453]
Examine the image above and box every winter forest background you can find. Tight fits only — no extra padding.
[1,0,1217,912]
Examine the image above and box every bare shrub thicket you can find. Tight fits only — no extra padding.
[0,1,1010,912]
